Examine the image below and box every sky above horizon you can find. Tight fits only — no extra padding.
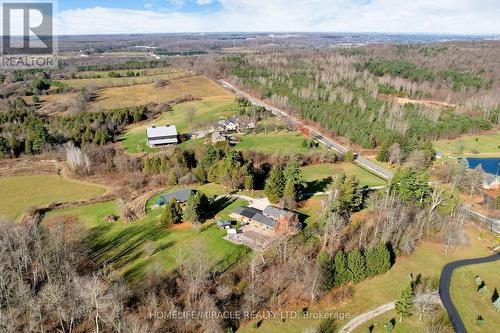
[51,0,500,35]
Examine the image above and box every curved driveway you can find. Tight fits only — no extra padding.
[439,253,500,333]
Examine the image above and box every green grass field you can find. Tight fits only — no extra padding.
[59,69,187,89]
[44,189,249,284]
[235,131,318,155]
[450,260,500,333]
[237,226,495,333]
[301,163,386,192]
[73,67,178,79]
[121,95,238,153]
[0,175,106,219]
[434,133,500,157]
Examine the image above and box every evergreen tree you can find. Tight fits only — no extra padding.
[184,192,209,223]
[390,167,431,203]
[265,164,285,203]
[283,178,297,202]
[317,251,335,290]
[168,171,178,186]
[333,250,349,286]
[376,242,391,274]
[364,243,391,277]
[194,164,207,183]
[376,140,390,162]
[0,137,7,158]
[283,159,306,200]
[420,141,436,165]
[160,198,183,227]
[364,247,379,278]
[347,249,366,283]
[244,175,254,191]
[395,284,414,321]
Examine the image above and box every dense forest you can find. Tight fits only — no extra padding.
[221,50,496,150]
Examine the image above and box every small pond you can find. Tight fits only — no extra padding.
[465,157,500,175]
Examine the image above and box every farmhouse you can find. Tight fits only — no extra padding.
[213,116,256,133]
[156,189,195,206]
[230,205,299,232]
[147,125,178,147]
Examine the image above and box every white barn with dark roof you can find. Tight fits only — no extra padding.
[147,125,178,147]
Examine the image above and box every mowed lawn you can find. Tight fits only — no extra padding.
[301,163,386,192]
[0,175,106,220]
[434,133,500,157]
[121,95,238,153]
[450,260,500,333]
[237,225,495,333]
[95,75,232,109]
[44,191,250,284]
[235,131,317,155]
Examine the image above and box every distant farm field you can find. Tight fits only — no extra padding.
[235,131,317,155]
[301,163,386,191]
[74,67,176,79]
[450,260,500,333]
[121,95,238,153]
[94,75,232,109]
[59,69,187,89]
[0,175,106,219]
[434,133,500,157]
[44,193,250,283]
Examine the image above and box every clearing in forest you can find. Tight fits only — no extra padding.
[0,175,106,219]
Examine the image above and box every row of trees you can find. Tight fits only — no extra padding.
[318,243,392,289]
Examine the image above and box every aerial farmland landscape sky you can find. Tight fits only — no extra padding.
[1,1,499,333]
[56,0,500,34]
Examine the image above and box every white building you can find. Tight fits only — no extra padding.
[147,125,178,147]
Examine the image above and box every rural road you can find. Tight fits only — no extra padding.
[439,253,500,333]
[220,79,500,235]
[219,79,394,180]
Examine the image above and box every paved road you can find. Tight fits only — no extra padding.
[220,79,500,235]
[219,80,394,180]
[439,253,500,333]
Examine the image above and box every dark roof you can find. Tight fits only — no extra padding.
[160,189,195,203]
[233,206,276,228]
[217,220,232,226]
[263,205,294,220]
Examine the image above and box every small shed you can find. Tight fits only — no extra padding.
[217,220,232,228]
